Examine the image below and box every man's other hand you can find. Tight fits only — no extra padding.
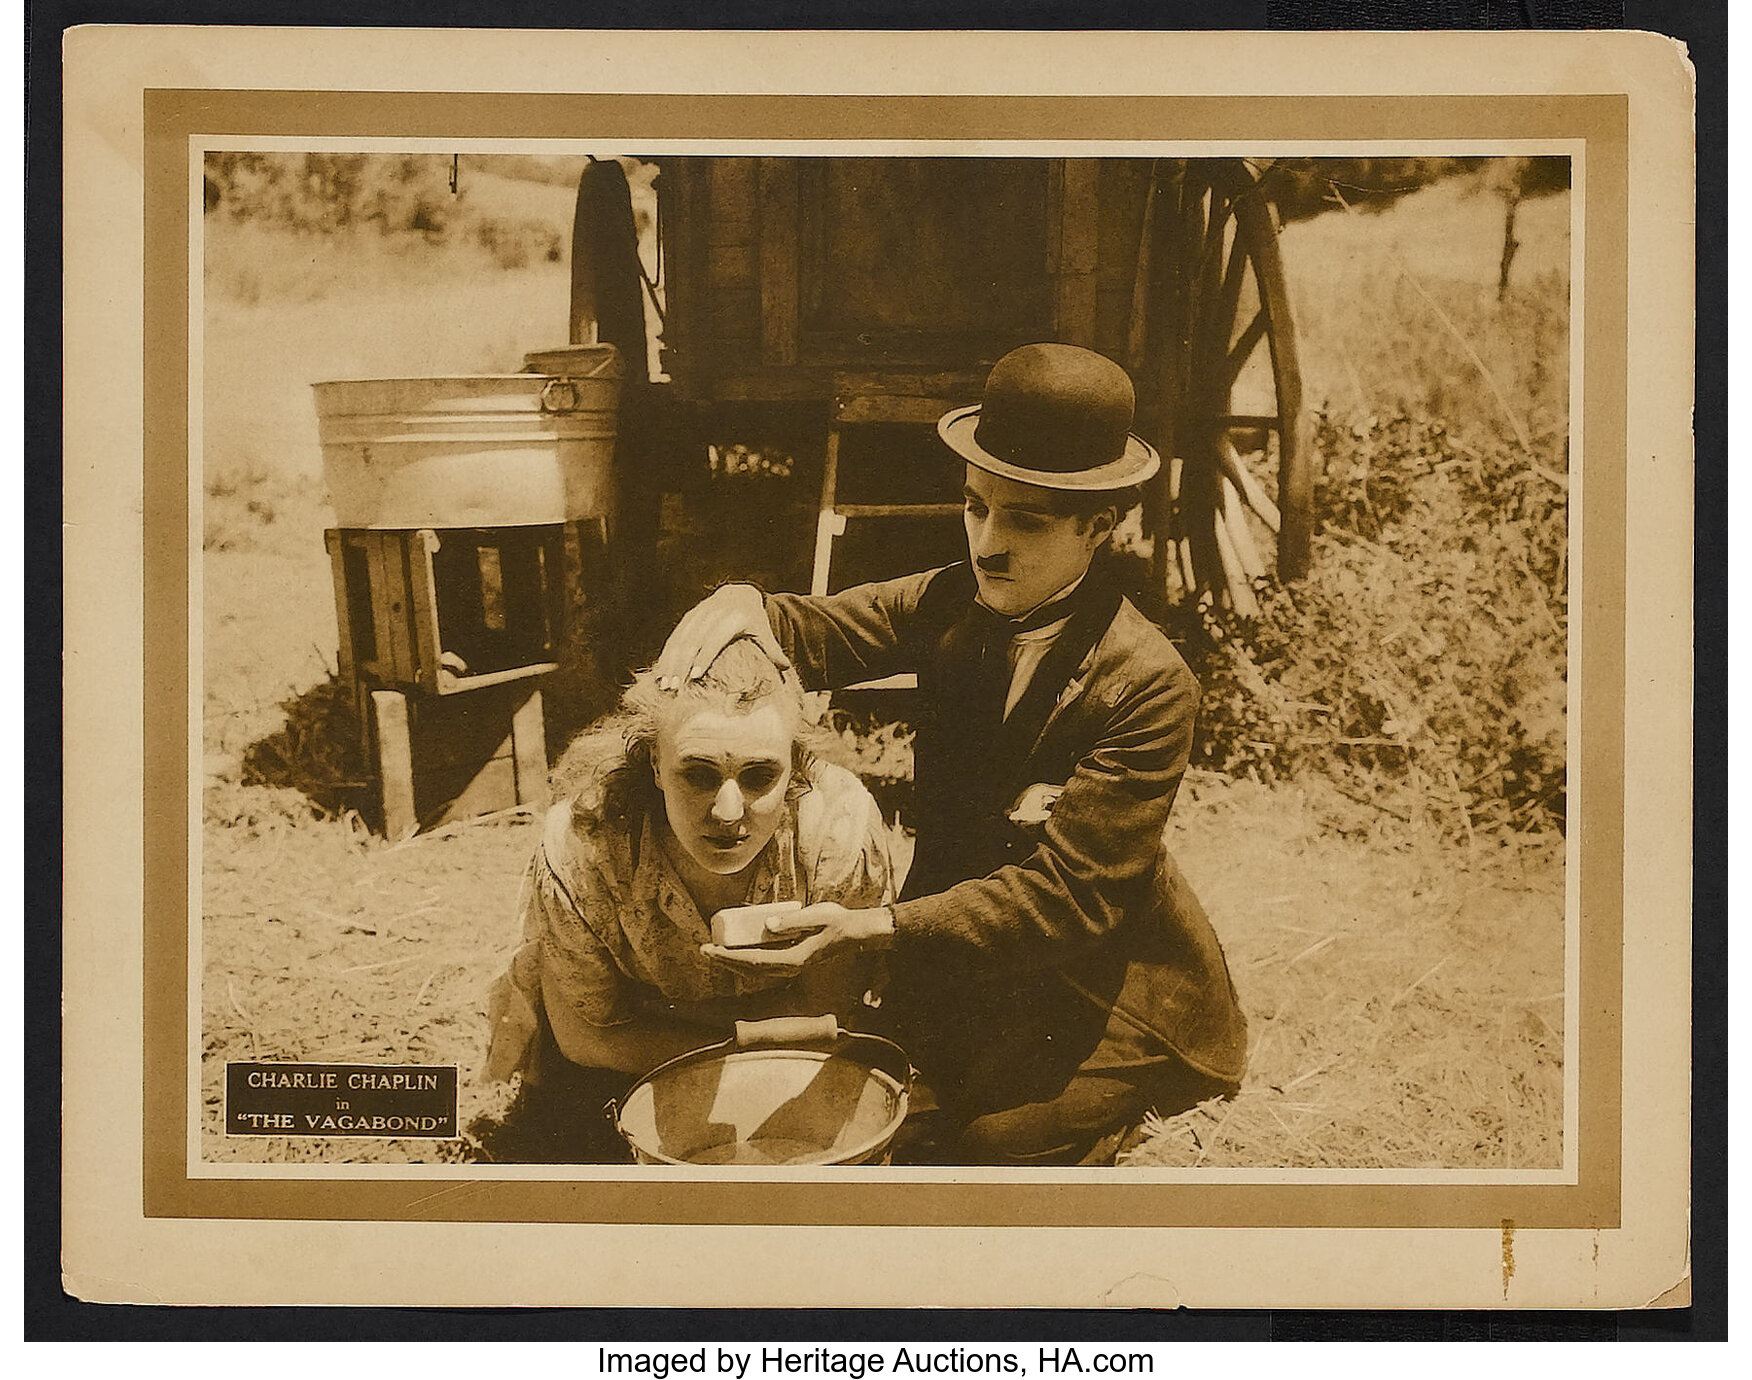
[700,902,895,973]
[654,583,791,689]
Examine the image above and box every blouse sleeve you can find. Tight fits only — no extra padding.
[795,761,896,910]
[527,821,636,1030]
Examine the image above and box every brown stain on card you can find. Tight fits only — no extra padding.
[1501,1219,1515,1299]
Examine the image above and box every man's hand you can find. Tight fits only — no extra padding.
[654,583,791,690]
[1006,782,1065,827]
[700,902,895,974]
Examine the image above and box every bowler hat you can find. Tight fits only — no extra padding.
[938,343,1160,491]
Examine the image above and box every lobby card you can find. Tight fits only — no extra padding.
[60,26,1695,1309]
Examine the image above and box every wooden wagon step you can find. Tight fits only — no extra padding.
[810,373,981,601]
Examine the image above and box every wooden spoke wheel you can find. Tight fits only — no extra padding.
[1133,158,1313,617]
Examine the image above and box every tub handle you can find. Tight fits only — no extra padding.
[540,378,581,413]
[734,1015,839,1048]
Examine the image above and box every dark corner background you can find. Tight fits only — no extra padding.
[25,0,1725,1344]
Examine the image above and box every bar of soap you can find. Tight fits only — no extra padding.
[710,900,803,947]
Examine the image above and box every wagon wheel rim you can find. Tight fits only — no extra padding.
[1136,158,1312,618]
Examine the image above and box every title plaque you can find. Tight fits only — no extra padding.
[225,1063,458,1137]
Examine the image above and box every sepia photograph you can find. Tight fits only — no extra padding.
[59,25,1694,1309]
[198,148,1574,1173]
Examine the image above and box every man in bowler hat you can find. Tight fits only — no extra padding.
[657,343,1248,1164]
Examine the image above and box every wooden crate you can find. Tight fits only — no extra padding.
[368,683,548,840]
[324,525,571,696]
[324,523,599,837]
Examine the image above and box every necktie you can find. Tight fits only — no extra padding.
[963,588,1082,735]
[905,567,1119,902]
[964,604,1015,742]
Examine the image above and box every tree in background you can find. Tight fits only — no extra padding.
[1481,156,1572,299]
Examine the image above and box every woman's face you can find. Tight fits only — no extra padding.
[653,699,796,876]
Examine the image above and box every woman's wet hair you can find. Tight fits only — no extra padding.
[551,635,816,827]
[629,635,794,724]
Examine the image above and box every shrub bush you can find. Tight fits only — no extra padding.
[474,216,565,270]
[1186,411,1568,839]
[206,153,458,237]
[204,154,567,274]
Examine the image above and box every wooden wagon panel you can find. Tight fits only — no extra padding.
[660,155,1157,401]
[797,158,1049,353]
[708,159,761,349]
[627,155,1312,616]
[758,158,801,367]
[1093,159,1156,365]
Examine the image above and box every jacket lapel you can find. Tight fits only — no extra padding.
[990,581,1122,787]
[1032,645,1100,749]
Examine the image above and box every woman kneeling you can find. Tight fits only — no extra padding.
[479,637,893,1161]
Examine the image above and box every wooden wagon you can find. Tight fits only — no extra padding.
[573,154,1313,632]
[323,155,1316,835]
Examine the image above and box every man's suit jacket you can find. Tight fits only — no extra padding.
[767,564,1247,1113]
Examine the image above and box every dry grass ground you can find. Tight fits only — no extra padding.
[1128,777,1563,1169]
[200,771,1563,1168]
[201,791,528,1162]
[197,161,1570,1169]
[1284,178,1570,444]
